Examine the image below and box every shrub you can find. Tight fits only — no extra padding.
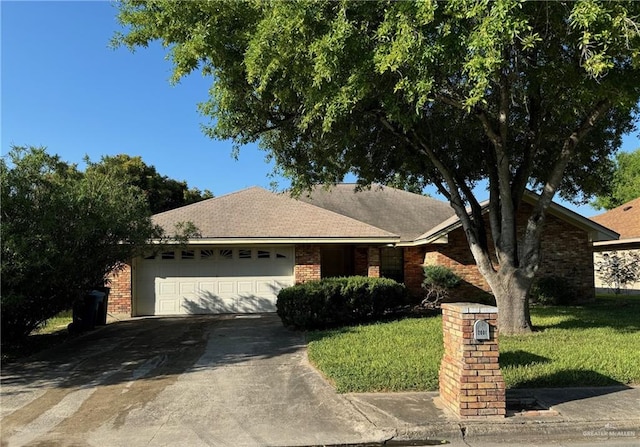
[421,265,462,309]
[530,276,575,305]
[276,276,407,330]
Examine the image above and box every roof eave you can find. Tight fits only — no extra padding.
[150,236,401,245]
[593,237,640,251]
[398,235,449,247]
[521,192,619,242]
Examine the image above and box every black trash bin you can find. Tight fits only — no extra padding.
[71,293,100,331]
[93,287,110,326]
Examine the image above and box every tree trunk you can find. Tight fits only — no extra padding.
[489,270,533,335]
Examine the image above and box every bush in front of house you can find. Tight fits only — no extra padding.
[530,275,575,305]
[420,265,462,309]
[276,276,407,330]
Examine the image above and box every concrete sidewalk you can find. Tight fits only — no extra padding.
[345,386,640,445]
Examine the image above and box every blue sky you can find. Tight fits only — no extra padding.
[2,1,638,217]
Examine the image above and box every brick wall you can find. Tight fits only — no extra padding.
[294,244,321,283]
[404,246,426,297]
[406,203,595,301]
[439,303,506,418]
[354,247,369,276]
[367,247,381,278]
[106,263,132,314]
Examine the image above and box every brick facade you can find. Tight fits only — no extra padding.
[404,246,426,297]
[439,303,506,418]
[404,203,595,301]
[354,247,369,276]
[294,244,322,283]
[367,247,381,278]
[106,263,132,314]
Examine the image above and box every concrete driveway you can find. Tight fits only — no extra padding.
[1,315,392,447]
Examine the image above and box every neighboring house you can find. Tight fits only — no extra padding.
[591,197,640,294]
[107,185,617,316]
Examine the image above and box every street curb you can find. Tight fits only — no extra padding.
[392,419,640,443]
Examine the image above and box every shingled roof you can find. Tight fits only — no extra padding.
[298,184,455,242]
[152,187,398,242]
[591,197,640,239]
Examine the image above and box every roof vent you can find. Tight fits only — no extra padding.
[623,206,633,212]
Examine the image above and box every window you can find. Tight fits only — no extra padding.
[380,247,404,282]
[219,249,233,260]
[181,250,195,260]
[239,249,252,259]
[275,252,288,259]
[161,251,175,260]
[201,249,215,260]
[257,249,271,259]
[144,253,156,260]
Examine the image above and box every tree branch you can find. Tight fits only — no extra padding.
[521,98,612,270]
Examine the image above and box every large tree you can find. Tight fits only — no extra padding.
[0,147,159,342]
[86,154,213,214]
[592,148,640,210]
[115,0,640,334]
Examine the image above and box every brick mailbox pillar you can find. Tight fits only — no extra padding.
[439,303,506,418]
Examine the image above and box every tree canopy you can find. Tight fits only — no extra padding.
[0,147,160,342]
[86,154,213,214]
[115,0,640,334]
[592,148,640,210]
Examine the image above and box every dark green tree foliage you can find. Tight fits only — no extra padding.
[1,147,160,342]
[115,1,640,334]
[592,149,640,210]
[87,154,213,214]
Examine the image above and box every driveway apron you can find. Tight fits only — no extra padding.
[1,315,390,446]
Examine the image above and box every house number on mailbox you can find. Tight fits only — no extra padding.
[473,320,490,341]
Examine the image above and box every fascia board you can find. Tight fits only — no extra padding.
[148,236,401,245]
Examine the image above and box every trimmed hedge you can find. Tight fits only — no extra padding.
[276,276,407,330]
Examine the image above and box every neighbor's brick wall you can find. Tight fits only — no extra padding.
[405,202,595,301]
[439,303,506,418]
[295,245,322,283]
[106,263,132,314]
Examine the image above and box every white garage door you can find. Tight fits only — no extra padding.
[135,246,295,316]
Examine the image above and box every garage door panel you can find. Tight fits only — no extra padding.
[218,281,234,295]
[237,281,253,294]
[158,282,177,296]
[235,295,276,313]
[180,290,237,315]
[180,282,197,295]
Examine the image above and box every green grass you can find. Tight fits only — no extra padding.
[307,296,640,392]
[32,310,73,335]
[2,310,73,363]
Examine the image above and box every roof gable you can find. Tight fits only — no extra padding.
[152,187,398,241]
[414,191,619,244]
[591,197,640,239]
[298,184,455,242]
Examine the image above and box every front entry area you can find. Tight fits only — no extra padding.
[134,246,295,316]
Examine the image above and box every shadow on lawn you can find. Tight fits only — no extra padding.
[509,369,629,390]
[499,350,550,368]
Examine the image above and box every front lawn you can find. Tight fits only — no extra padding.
[306,296,640,393]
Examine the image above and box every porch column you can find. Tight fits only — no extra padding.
[367,247,380,277]
[294,245,321,283]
